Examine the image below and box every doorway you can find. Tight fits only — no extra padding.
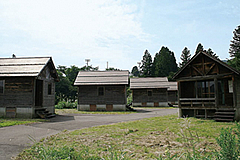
[35,80,43,106]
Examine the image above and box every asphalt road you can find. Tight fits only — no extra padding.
[0,108,177,159]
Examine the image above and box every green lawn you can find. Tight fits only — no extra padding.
[0,118,45,128]
[16,114,236,159]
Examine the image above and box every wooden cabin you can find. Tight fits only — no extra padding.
[167,82,178,105]
[74,71,129,111]
[0,57,59,118]
[130,77,170,107]
[173,51,240,121]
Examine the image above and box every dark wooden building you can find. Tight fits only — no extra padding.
[173,51,240,121]
[167,82,178,105]
[130,77,170,107]
[74,71,129,111]
[0,57,58,118]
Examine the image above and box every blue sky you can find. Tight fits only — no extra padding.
[0,0,239,70]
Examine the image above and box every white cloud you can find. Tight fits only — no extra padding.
[0,0,148,69]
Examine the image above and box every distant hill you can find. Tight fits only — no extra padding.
[222,60,227,63]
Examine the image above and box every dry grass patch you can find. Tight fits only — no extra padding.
[17,114,236,159]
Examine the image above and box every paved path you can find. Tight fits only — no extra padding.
[0,108,177,159]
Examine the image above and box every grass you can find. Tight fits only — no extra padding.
[55,109,136,115]
[16,114,236,159]
[0,118,45,128]
[55,107,174,115]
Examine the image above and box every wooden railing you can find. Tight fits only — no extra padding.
[179,98,216,108]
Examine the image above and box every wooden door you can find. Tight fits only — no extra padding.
[35,80,43,107]
[90,104,96,111]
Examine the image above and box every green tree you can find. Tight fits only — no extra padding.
[195,43,204,54]
[206,48,219,59]
[55,67,73,104]
[106,67,120,71]
[131,66,140,77]
[140,50,153,77]
[80,65,99,71]
[179,47,191,68]
[55,65,99,104]
[229,25,240,70]
[153,46,178,77]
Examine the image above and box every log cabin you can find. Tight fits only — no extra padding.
[173,51,240,121]
[0,57,59,118]
[74,71,129,111]
[130,77,170,107]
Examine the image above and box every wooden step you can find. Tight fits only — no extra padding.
[215,112,235,115]
[214,118,234,122]
[214,115,234,118]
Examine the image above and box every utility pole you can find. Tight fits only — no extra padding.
[107,61,108,69]
[85,59,90,66]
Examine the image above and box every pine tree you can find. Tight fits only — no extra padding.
[140,50,153,77]
[195,43,204,54]
[229,25,240,70]
[206,48,219,59]
[153,46,178,77]
[131,66,139,77]
[179,47,191,68]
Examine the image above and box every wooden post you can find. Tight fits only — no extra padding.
[178,82,182,117]
[205,109,207,119]
[194,109,196,118]
[214,77,218,108]
[232,76,236,108]
[178,81,181,108]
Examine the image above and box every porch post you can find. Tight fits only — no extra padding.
[232,76,236,108]
[214,77,218,108]
[178,81,182,117]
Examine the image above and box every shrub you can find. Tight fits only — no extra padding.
[55,101,77,109]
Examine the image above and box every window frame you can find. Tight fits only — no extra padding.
[48,83,52,95]
[147,90,153,96]
[98,86,105,96]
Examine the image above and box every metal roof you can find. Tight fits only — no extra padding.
[130,77,170,89]
[0,57,57,78]
[74,70,129,85]
[167,82,177,91]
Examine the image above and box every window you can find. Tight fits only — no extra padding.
[98,87,104,96]
[147,90,152,96]
[0,80,4,94]
[48,83,52,95]
[197,81,214,98]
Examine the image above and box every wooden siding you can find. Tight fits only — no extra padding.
[0,77,34,107]
[74,71,129,85]
[173,52,240,80]
[78,85,126,105]
[168,91,177,102]
[132,88,168,103]
[37,65,56,113]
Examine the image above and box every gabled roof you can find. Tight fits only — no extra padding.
[173,51,240,80]
[130,77,169,89]
[74,70,129,85]
[167,82,177,91]
[0,57,58,81]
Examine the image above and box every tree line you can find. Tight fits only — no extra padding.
[131,43,219,79]
[55,24,240,104]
